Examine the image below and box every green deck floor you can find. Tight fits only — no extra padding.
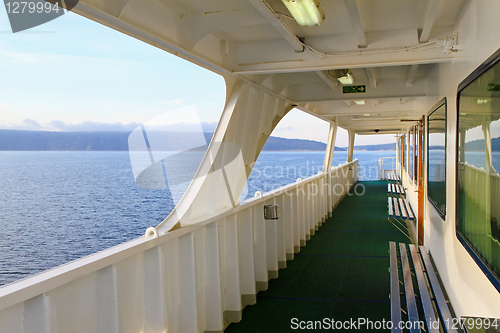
[226,181,410,332]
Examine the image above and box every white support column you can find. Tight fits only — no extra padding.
[283,191,295,260]
[347,130,356,162]
[292,189,301,253]
[459,129,466,163]
[237,209,256,304]
[222,216,242,316]
[482,121,493,259]
[204,223,224,331]
[178,233,199,333]
[96,266,119,333]
[265,198,279,279]
[323,118,338,172]
[144,247,166,333]
[252,205,268,290]
[275,195,287,269]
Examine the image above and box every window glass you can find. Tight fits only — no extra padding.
[414,124,419,184]
[427,101,446,217]
[402,134,406,172]
[409,127,414,180]
[457,60,500,284]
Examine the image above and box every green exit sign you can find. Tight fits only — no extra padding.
[343,85,366,93]
[488,83,500,91]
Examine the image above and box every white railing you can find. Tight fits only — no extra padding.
[459,162,500,229]
[0,160,359,333]
[378,156,397,180]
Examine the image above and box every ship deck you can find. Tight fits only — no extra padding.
[226,181,410,332]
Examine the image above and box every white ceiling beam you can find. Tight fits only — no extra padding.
[406,64,419,86]
[320,110,414,116]
[248,0,304,52]
[297,92,425,104]
[419,0,442,43]
[365,68,376,88]
[232,53,452,75]
[344,0,367,48]
[316,71,338,91]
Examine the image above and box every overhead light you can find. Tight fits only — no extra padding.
[337,70,355,85]
[282,0,325,27]
[355,100,365,105]
[326,69,355,85]
[364,114,370,116]
[477,99,488,104]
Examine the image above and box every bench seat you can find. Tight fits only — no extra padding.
[388,198,414,220]
[390,242,458,333]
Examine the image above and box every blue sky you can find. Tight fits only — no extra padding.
[0,8,396,146]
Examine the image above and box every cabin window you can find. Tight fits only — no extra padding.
[402,134,407,172]
[409,127,414,180]
[414,124,419,184]
[404,134,408,173]
[457,53,500,290]
[427,99,447,218]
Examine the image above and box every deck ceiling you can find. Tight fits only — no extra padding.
[72,0,466,133]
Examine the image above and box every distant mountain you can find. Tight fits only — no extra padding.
[465,137,500,152]
[0,130,130,151]
[262,136,331,151]
[0,129,396,152]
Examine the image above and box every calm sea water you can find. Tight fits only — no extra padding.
[0,150,393,286]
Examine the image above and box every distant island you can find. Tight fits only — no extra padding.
[0,129,398,151]
[465,137,500,152]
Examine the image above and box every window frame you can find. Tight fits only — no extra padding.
[456,47,500,293]
[414,123,419,185]
[427,98,447,220]
[409,127,414,181]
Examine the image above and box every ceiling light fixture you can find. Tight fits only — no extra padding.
[355,100,365,105]
[327,69,355,85]
[282,0,325,27]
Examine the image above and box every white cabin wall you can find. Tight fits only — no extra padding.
[412,0,500,318]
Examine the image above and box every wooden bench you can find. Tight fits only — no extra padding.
[389,242,458,333]
[388,197,414,220]
[388,173,401,182]
[388,184,406,196]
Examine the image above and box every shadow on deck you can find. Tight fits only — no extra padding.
[226,181,410,332]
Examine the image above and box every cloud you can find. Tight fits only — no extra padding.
[0,119,219,133]
[48,120,140,132]
[22,118,43,130]
[1,119,140,132]
[161,99,184,105]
